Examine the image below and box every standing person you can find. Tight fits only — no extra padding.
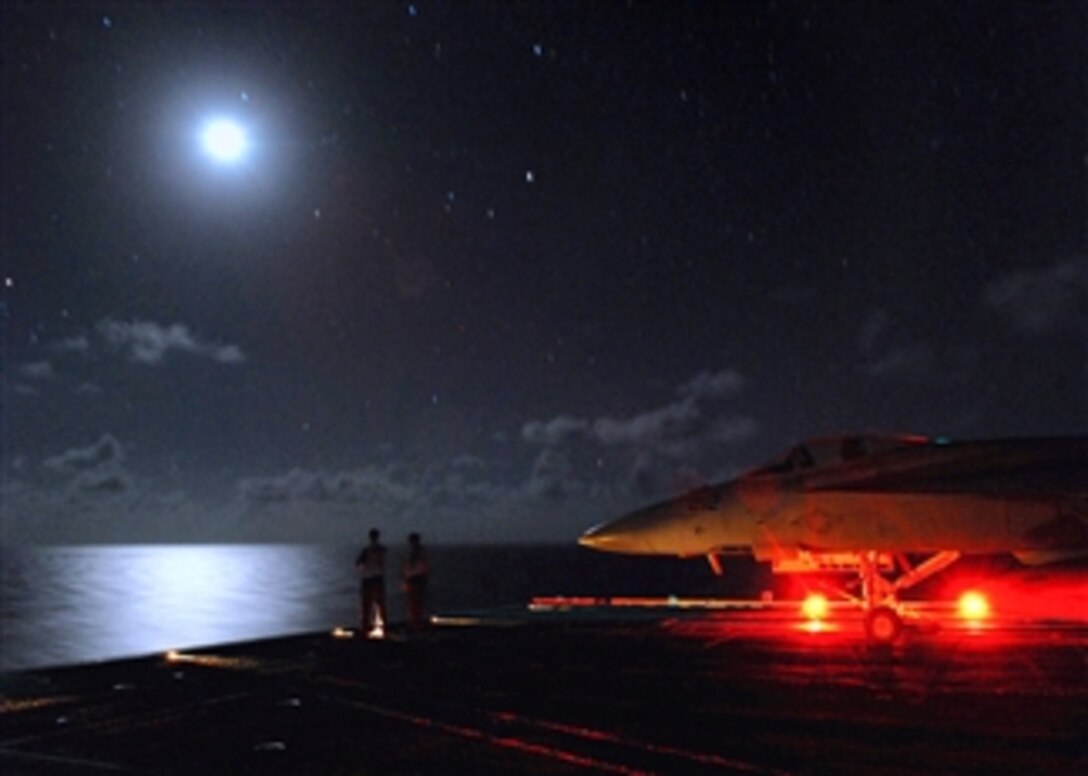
[402,532,429,631]
[355,528,387,637]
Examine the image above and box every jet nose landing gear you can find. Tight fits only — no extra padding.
[854,550,962,643]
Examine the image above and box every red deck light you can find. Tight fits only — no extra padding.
[958,590,990,623]
[801,593,829,621]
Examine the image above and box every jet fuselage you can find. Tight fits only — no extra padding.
[580,436,1088,564]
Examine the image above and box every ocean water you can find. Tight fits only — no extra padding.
[0,544,768,671]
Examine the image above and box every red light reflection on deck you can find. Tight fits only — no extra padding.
[531,573,1088,647]
[324,680,651,775]
[799,619,835,634]
[495,711,786,774]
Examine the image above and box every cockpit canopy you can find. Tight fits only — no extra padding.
[751,435,931,476]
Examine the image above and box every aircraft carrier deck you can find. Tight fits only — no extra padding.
[2,603,1085,774]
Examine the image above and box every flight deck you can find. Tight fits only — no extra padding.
[2,600,1085,775]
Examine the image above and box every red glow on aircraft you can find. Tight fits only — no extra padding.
[977,570,1088,622]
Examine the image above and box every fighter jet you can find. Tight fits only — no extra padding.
[580,435,1088,641]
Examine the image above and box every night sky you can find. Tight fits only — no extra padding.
[3,2,1085,544]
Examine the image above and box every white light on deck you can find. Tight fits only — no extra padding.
[368,609,385,640]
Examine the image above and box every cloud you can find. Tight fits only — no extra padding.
[14,436,605,544]
[593,398,702,447]
[213,344,246,364]
[12,322,245,397]
[521,415,591,446]
[983,255,1088,335]
[590,369,754,452]
[677,369,744,400]
[520,369,751,450]
[234,453,609,543]
[16,371,754,543]
[521,367,759,503]
[239,458,527,517]
[97,319,247,365]
[52,335,90,353]
[43,434,126,473]
[19,361,54,379]
[71,468,133,496]
[526,448,580,501]
[238,466,417,506]
[2,460,204,543]
[36,434,135,505]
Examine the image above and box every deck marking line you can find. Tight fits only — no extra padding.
[0,746,130,771]
[321,692,652,775]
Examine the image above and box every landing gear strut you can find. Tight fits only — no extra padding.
[858,552,901,643]
[856,550,961,643]
[785,549,962,642]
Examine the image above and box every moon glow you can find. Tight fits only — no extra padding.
[200,118,248,163]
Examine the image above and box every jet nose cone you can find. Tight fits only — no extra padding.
[577,523,614,549]
[578,520,654,554]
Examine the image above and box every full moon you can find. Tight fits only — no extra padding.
[200,118,248,163]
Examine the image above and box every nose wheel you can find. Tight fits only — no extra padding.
[864,605,903,644]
